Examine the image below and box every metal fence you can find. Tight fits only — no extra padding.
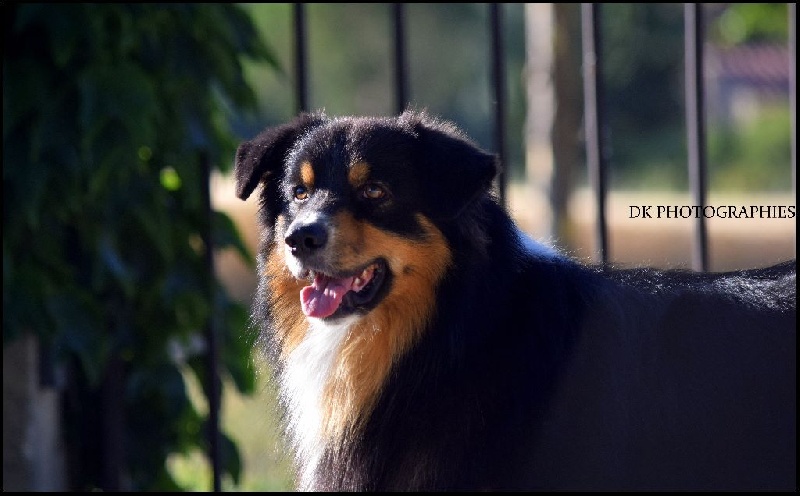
[205,3,797,490]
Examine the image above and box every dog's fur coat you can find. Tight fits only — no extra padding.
[235,111,796,491]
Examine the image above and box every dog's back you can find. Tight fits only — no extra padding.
[518,260,796,491]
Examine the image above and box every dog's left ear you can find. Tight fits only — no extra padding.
[235,113,325,201]
[403,112,499,220]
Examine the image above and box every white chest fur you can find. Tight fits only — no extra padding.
[281,316,356,489]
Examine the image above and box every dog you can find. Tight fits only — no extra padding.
[234,110,796,491]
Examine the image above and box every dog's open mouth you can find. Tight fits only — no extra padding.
[299,259,390,319]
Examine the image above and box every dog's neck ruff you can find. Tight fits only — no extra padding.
[282,315,356,490]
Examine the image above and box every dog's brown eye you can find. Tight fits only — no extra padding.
[362,183,386,200]
[294,185,309,201]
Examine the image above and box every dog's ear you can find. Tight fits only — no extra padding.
[234,113,325,201]
[403,112,499,220]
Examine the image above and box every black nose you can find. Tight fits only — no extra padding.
[285,223,328,257]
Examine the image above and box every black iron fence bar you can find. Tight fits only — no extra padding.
[295,3,309,113]
[393,3,408,115]
[101,355,124,490]
[684,3,709,272]
[201,152,222,492]
[490,3,508,204]
[581,3,609,265]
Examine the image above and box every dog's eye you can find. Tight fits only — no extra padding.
[293,185,309,201]
[362,183,386,200]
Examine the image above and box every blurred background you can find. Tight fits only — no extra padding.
[3,3,794,492]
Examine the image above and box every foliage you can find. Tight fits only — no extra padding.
[709,105,793,191]
[595,4,686,188]
[711,3,790,46]
[596,3,791,190]
[3,4,275,490]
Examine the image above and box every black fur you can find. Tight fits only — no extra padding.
[236,111,796,491]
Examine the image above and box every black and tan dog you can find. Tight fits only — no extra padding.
[234,110,796,491]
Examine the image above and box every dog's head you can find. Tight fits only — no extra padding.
[236,111,498,450]
[235,111,498,323]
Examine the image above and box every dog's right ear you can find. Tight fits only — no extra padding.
[234,113,325,201]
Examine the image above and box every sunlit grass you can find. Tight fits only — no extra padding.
[168,365,295,491]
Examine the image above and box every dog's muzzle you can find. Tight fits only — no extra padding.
[282,216,392,319]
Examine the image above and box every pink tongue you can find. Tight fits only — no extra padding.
[300,274,356,318]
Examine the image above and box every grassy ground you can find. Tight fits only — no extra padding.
[168,366,295,491]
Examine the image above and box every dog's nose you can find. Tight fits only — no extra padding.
[285,223,328,257]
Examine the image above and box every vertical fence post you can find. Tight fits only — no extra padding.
[393,3,409,115]
[490,3,508,204]
[100,354,124,491]
[294,3,309,113]
[684,3,709,272]
[581,3,609,265]
[201,152,222,492]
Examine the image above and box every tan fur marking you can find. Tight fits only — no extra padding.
[265,217,308,356]
[320,212,452,440]
[300,161,315,189]
[348,161,371,187]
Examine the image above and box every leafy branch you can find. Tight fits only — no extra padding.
[3,4,275,490]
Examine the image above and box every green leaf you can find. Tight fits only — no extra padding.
[221,300,257,395]
[99,234,136,298]
[219,431,243,485]
[48,293,108,386]
[77,63,159,147]
[160,166,182,191]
